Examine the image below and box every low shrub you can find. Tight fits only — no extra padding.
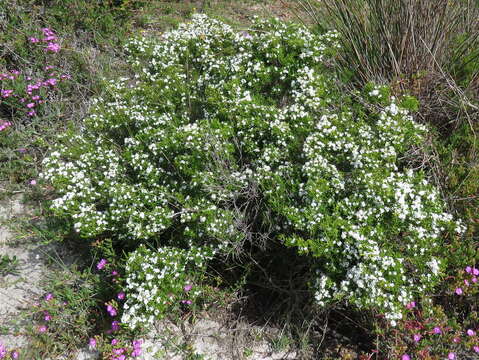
[41,14,465,330]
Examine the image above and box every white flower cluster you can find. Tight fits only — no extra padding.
[41,14,463,324]
[122,245,215,329]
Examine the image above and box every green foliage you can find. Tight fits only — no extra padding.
[40,15,464,329]
[0,254,20,276]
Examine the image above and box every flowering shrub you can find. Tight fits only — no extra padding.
[121,245,214,329]
[41,14,465,328]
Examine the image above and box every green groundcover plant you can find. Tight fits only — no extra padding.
[41,14,466,329]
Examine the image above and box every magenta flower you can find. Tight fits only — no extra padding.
[131,348,142,357]
[467,329,476,336]
[0,344,6,358]
[32,95,40,101]
[97,259,107,270]
[29,179,37,186]
[44,312,51,321]
[45,293,53,301]
[455,287,463,295]
[111,338,118,346]
[0,121,12,131]
[401,355,410,360]
[10,350,19,359]
[45,43,60,53]
[29,37,40,43]
[88,337,96,349]
[106,304,117,316]
[413,333,421,342]
[448,352,455,360]
[113,348,125,355]
[111,320,120,331]
[112,270,119,276]
[38,325,47,333]
[473,277,478,283]
[453,337,461,343]
[117,292,125,300]
[1,89,13,98]
[465,279,470,286]
[474,345,479,353]
[473,268,479,276]
[183,284,193,292]
[406,301,416,310]
[466,266,472,273]
[27,110,36,117]
[433,326,442,334]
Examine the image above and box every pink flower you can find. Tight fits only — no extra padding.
[44,78,58,86]
[45,293,53,301]
[106,304,117,316]
[448,352,455,360]
[473,268,479,276]
[433,326,442,334]
[45,43,60,53]
[32,95,40,101]
[10,350,19,359]
[88,338,96,349]
[29,37,40,43]
[132,339,143,348]
[465,279,470,286]
[473,277,478,283]
[0,344,6,358]
[1,89,13,98]
[97,259,107,270]
[27,110,36,117]
[406,301,416,309]
[113,348,125,355]
[413,334,421,342]
[117,292,125,300]
[453,337,461,343]
[401,355,410,360]
[466,266,472,273]
[474,345,479,353]
[455,287,463,295]
[0,121,12,132]
[111,338,118,346]
[111,321,120,331]
[38,325,47,333]
[131,348,142,357]
[112,270,119,276]
[44,312,51,321]
[183,284,193,292]
[30,180,37,186]
[467,329,476,336]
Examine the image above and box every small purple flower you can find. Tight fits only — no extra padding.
[45,293,53,301]
[10,350,19,359]
[131,348,142,357]
[29,179,37,186]
[473,268,479,276]
[113,348,125,355]
[26,103,35,109]
[473,277,478,283]
[413,333,421,342]
[112,270,119,276]
[38,325,48,333]
[117,292,125,300]
[0,344,6,358]
[88,338,96,349]
[474,345,479,353]
[45,43,60,53]
[106,304,117,316]
[111,338,118,346]
[466,266,472,273]
[183,284,193,292]
[467,329,476,336]
[433,326,441,334]
[406,301,416,309]
[111,320,120,331]
[44,312,52,321]
[401,355,410,360]
[455,287,463,295]
[97,259,107,270]
[448,352,455,360]
[465,279,470,286]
